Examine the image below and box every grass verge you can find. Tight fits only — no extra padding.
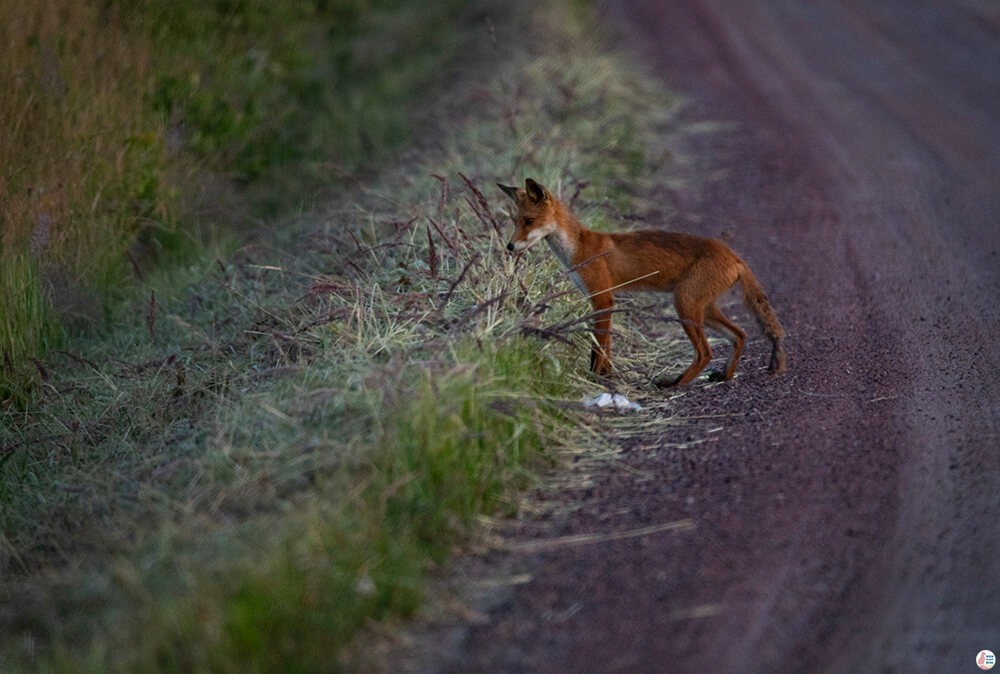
[1,1,692,670]
[1,0,469,396]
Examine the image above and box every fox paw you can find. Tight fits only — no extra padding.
[706,370,729,383]
[654,375,682,388]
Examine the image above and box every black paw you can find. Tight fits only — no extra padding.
[654,375,682,389]
[706,370,729,383]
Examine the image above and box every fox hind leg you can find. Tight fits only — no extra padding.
[704,303,745,381]
[668,298,713,386]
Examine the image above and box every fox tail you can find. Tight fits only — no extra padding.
[738,263,787,374]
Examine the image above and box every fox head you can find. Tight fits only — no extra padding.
[498,178,558,252]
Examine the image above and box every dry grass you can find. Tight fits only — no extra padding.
[0,0,163,280]
[0,0,470,400]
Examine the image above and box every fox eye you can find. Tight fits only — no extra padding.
[523,217,534,226]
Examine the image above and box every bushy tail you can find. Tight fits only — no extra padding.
[738,263,787,374]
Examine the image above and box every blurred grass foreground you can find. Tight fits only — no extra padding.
[1,0,467,401]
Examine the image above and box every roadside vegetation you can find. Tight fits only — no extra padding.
[1,0,467,402]
[1,0,686,670]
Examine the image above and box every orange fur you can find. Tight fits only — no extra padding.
[499,178,787,385]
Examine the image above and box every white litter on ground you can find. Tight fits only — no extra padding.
[581,392,643,412]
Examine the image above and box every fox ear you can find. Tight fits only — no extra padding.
[524,178,548,203]
[497,183,519,200]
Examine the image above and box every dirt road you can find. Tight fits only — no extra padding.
[423,2,1000,672]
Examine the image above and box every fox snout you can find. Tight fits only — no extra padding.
[506,241,514,251]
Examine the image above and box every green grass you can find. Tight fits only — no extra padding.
[28,342,570,673]
[0,0,470,396]
[0,253,64,405]
[0,1,689,670]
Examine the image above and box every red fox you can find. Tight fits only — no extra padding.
[499,178,787,385]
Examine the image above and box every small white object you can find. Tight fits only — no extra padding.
[582,393,642,412]
[355,575,375,596]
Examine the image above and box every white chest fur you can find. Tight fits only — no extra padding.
[544,228,589,298]
[543,226,575,266]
